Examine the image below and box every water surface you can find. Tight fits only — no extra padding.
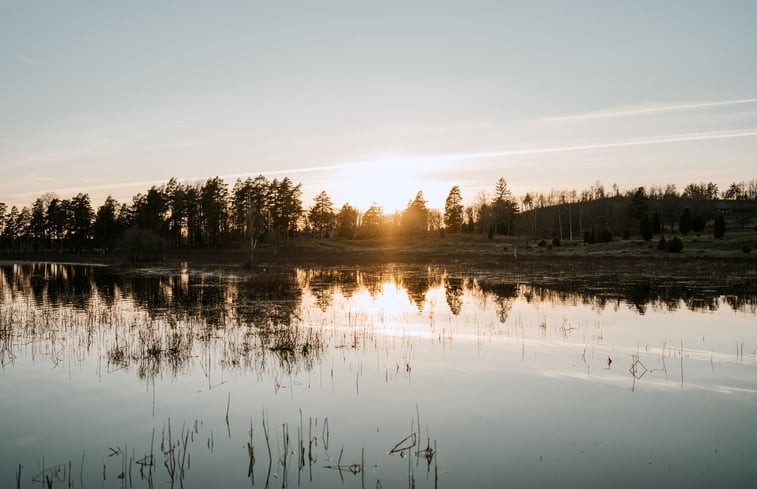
[1,263,756,488]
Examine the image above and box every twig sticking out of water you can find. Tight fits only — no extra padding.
[322,417,329,451]
[225,392,231,439]
[247,420,255,483]
[388,433,416,455]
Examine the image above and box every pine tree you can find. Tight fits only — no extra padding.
[639,214,652,241]
[714,214,726,239]
[679,208,692,235]
[443,186,464,233]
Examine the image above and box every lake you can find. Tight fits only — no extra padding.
[1,262,756,488]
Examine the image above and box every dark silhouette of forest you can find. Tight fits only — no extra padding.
[1,175,755,258]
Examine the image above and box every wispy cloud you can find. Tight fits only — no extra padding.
[5,128,757,207]
[544,97,757,122]
[7,52,42,65]
[436,128,757,161]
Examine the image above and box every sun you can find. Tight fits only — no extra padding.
[335,156,431,212]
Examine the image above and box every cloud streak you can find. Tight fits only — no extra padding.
[433,128,757,162]
[544,97,757,122]
[5,128,757,206]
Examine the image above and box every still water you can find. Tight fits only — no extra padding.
[1,262,756,488]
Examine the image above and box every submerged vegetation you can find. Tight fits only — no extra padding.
[2,262,757,488]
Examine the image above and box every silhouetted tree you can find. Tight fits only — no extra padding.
[308,191,336,236]
[443,186,464,233]
[652,210,661,234]
[200,177,229,247]
[269,177,303,238]
[639,214,652,241]
[360,204,383,238]
[679,208,692,235]
[232,175,271,261]
[631,187,649,220]
[165,178,188,248]
[492,178,518,235]
[714,214,726,239]
[401,191,429,235]
[692,215,706,233]
[184,185,203,246]
[336,204,359,238]
[94,196,124,251]
[132,186,167,234]
[69,193,94,251]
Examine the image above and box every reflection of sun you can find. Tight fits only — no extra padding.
[329,282,440,338]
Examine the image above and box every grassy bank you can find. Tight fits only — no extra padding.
[3,231,756,269]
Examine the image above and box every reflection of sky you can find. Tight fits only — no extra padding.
[2,2,757,211]
[2,266,757,487]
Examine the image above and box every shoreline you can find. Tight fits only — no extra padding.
[1,234,755,284]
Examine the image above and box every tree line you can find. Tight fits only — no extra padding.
[1,175,755,257]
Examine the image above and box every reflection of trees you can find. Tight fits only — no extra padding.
[4,263,757,384]
[444,277,464,315]
[1,264,316,382]
[236,271,302,327]
[475,282,518,322]
[401,268,444,312]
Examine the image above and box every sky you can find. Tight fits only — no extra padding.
[1,0,756,212]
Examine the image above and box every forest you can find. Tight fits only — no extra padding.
[1,175,756,259]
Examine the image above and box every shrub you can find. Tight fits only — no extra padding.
[601,229,613,243]
[552,238,561,247]
[657,236,667,251]
[714,214,726,239]
[667,236,683,253]
[537,239,547,247]
[622,230,631,240]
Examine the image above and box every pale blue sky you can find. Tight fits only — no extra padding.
[2,1,756,211]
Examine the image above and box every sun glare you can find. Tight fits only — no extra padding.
[336,156,433,212]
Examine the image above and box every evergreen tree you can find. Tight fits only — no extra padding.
[401,191,429,235]
[200,177,229,247]
[639,214,653,241]
[94,196,123,251]
[679,208,693,235]
[714,214,726,239]
[652,210,661,234]
[69,193,94,251]
[360,204,383,238]
[631,187,648,219]
[336,203,359,238]
[492,178,518,235]
[308,191,336,236]
[443,186,464,233]
[165,178,187,248]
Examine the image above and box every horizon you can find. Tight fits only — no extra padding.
[2,1,757,211]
